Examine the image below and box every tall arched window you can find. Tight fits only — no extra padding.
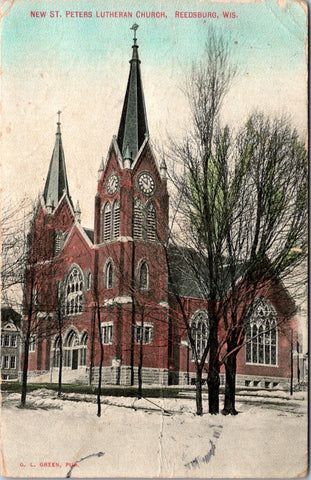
[146,202,156,241]
[80,332,88,366]
[139,261,149,290]
[190,310,209,361]
[133,199,143,239]
[113,199,120,239]
[133,199,157,241]
[105,261,113,289]
[87,272,92,290]
[245,297,277,365]
[64,330,79,368]
[102,202,112,242]
[65,267,83,315]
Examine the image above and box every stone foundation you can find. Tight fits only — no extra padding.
[235,374,290,390]
[178,371,290,389]
[91,366,169,386]
[24,366,292,390]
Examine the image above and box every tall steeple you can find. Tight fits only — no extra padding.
[43,112,71,210]
[117,24,149,159]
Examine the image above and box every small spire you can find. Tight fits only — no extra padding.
[98,156,104,171]
[75,200,81,223]
[98,156,105,181]
[56,110,62,135]
[46,194,53,214]
[123,144,132,169]
[160,157,167,181]
[43,112,72,210]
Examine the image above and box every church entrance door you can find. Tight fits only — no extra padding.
[72,349,78,370]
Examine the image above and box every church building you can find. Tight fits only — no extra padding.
[24,27,299,390]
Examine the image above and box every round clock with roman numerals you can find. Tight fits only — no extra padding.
[137,172,155,196]
[106,173,119,195]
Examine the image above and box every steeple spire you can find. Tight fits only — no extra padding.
[117,24,149,160]
[43,112,71,210]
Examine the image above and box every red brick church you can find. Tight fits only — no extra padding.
[25,28,299,389]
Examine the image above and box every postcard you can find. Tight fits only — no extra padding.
[1,0,308,477]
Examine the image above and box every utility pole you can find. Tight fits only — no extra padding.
[187,345,190,386]
[290,328,293,396]
[297,340,300,385]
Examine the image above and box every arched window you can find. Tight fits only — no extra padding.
[65,267,83,315]
[139,261,149,290]
[190,310,209,361]
[113,199,120,239]
[80,332,88,366]
[105,261,113,289]
[133,199,143,239]
[245,297,277,365]
[87,272,92,290]
[146,202,156,241]
[133,199,157,242]
[102,202,112,242]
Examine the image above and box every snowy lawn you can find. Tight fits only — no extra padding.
[1,389,308,478]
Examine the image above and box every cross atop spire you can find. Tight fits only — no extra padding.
[43,113,71,211]
[117,25,149,160]
[130,23,139,45]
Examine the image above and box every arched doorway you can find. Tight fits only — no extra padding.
[64,330,79,370]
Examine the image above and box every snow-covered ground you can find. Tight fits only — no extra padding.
[1,389,308,478]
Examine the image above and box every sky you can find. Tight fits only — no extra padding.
[1,0,308,228]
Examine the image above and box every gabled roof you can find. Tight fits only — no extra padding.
[167,246,244,300]
[117,30,149,160]
[1,307,22,328]
[83,228,94,244]
[168,246,208,299]
[43,119,72,209]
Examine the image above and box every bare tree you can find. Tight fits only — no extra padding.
[218,113,307,414]
[15,200,78,404]
[1,197,33,308]
[20,202,49,406]
[1,197,57,406]
[168,31,307,415]
[93,249,104,417]
[168,30,237,414]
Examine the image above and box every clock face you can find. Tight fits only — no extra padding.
[106,173,119,194]
[137,172,155,196]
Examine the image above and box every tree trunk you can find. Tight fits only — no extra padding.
[138,311,144,398]
[222,351,238,415]
[138,348,143,398]
[21,332,30,407]
[130,320,135,386]
[89,308,96,386]
[97,303,104,417]
[130,242,136,386]
[21,281,34,407]
[207,325,220,414]
[195,368,203,415]
[207,370,220,414]
[58,334,63,398]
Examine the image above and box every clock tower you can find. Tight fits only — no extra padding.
[94,25,170,385]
